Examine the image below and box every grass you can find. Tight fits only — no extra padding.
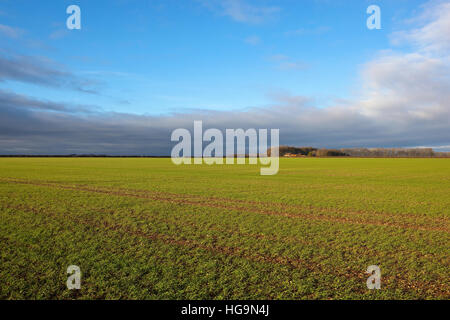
[0,157,448,299]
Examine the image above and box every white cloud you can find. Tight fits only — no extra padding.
[269,54,308,71]
[285,26,331,37]
[390,1,450,54]
[201,0,280,24]
[276,61,307,71]
[49,29,69,40]
[352,1,450,129]
[0,24,23,38]
[244,35,261,45]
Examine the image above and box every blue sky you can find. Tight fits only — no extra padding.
[0,0,449,154]
[1,0,425,114]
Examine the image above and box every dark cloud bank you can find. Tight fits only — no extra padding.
[0,88,448,155]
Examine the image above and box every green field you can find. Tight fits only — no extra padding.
[0,158,449,299]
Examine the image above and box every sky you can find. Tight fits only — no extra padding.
[0,0,449,155]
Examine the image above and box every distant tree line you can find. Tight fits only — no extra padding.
[270,146,318,156]
[268,146,450,158]
[268,146,348,157]
[1,148,449,158]
[339,148,435,158]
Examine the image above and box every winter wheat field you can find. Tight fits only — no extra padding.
[0,157,448,300]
